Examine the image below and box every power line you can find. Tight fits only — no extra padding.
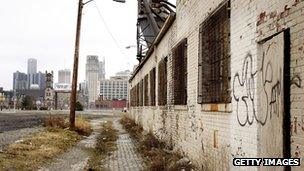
[93,1,132,68]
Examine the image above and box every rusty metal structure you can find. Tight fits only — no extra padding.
[137,0,176,61]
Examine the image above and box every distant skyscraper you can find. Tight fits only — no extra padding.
[27,58,37,88]
[99,58,106,80]
[27,58,37,74]
[35,72,46,90]
[86,55,100,106]
[13,71,28,90]
[58,69,71,84]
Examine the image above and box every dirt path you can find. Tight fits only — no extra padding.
[39,116,145,171]
[102,119,145,171]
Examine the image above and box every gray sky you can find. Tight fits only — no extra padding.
[0,0,140,90]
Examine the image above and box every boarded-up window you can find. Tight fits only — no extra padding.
[131,84,139,107]
[198,2,231,104]
[139,80,143,106]
[158,57,167,106]
[130,87,136,107]
[172,39,187,105]
[144,74,149,106]
[150,68,156,106]
[136,84,139,106]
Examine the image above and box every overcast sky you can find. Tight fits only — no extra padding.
[0,0,142,90]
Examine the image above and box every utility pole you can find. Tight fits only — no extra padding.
[70,0,125,130]
[70,0,83,130]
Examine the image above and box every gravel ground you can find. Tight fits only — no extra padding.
[0,127,44,151]
[0,113,45,132]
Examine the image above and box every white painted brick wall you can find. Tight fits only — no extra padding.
[129,0,304,170]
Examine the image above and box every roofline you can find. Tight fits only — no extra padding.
[129,12,176,82]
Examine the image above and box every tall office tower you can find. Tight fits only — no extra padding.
[27,58,37,74]
[36,72,46,90]
[27,58,37,88]
[58,69,71,84]
[13,71,28,90]
[86,55,100,106]
[99,58,106,80]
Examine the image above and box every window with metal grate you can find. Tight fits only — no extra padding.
[135,84,140,106]
[144,74,149,106]
[198,1,231,104]
[139,80,144,106]
[150,68,156,106]
[130,87,136,107]
[172,39,188,105]
[158,57,168,106]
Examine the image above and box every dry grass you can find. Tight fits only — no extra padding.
[43,116,67,129]
[43,116,92,136]
[86,121,118,171]
[74,117,93,136]
[95,121,118,154]
[120,115,143,139]
[0,128,81,171]
[120,116,194,171]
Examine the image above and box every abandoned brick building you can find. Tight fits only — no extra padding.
[129,0,304,170]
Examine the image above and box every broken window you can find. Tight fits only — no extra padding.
[150,68,156,106]
[198,1,231,104]
[158,57,167,106]
[144,74,149,106]
[172,39,187,105]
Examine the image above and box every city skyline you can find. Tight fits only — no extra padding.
[1,55,130,90]
[0,0,139,90]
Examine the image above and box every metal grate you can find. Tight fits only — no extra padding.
[158,57,167,106]
[149,68,156,106]
[130,87,136,107]
[139,80,144,106]
[172,39,187,105]
[144,74,149,106]
[198,2,231,104]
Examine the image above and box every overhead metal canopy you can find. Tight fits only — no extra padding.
[137,0,176,61]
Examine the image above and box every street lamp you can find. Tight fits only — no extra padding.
[70,0,127,130]
[125,45,136,49]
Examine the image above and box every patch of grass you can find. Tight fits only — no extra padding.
[0,128,81,171]
[43,116,93,136]
[74,117,93,136]
[86,121,118,171]
[43,116,67,129]
[120,116,194,171]
[120,115,143,139]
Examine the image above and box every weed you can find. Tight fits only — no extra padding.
[74,117,93,136]
[120,116,194,171]
[86,121,118,170]
[120,115,143,139]
[43,116,67,129]
[0,129,81,170]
